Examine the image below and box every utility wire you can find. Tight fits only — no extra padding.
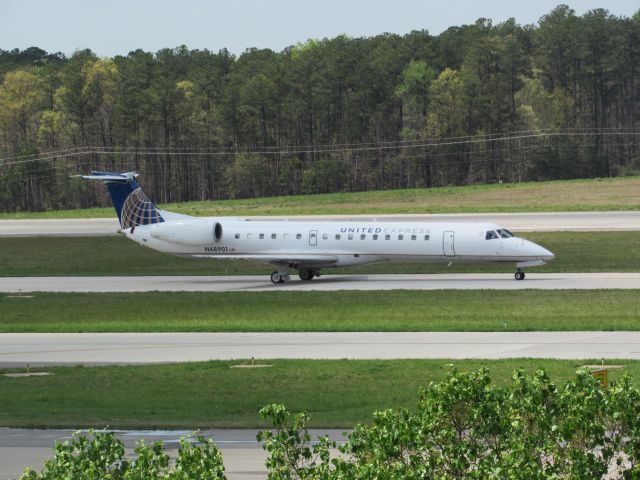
[1,130,637,166]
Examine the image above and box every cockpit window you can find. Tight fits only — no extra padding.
[497,229,515,238]
[485,230,499,240]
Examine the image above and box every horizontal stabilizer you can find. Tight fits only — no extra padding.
[81,171,139,183]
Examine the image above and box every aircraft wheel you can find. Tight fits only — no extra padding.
[515,271,525,281]
[299,270,315,281]
[270,272,281,284]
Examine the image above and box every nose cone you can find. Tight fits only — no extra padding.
[534,243,555,261]
[520,239,554,262]
[540,246,555,261]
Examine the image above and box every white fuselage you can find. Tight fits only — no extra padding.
[123,214,554,270]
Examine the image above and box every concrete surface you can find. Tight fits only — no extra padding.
[1,272,640,293]
[1,332,639,366]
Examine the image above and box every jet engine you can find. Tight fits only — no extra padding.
[149,221,223,245]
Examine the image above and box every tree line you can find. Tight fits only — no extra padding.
[22,368,640,479]
[1,5,639,212]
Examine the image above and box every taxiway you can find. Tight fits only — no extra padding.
[1,332,639,366]
[1,272,639,293]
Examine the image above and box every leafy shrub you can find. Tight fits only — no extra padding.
[21,430,226,480]
[257,368,640,479]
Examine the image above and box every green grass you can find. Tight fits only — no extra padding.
[0,359,637,428]
[1,290,639,332]
[0,231,637,276]
[2,176,640,219]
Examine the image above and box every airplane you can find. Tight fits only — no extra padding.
[83,171,555,283]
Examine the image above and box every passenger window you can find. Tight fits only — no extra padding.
[424,235,430,241]
[398,234,404,240]
[271,233,277,239]
[411,235,416,241]
[385,234,390,240]
[373,234,378,240]
[485,231,499,240]
[296,233,302,239]
[247,233,253,239]
[322,233,328,240]
[360,234,366,240]
[259,233,264,239]
[234,233,240,239]
[335,234,341,240]
[283,233,289,239]
[348,233,354,240]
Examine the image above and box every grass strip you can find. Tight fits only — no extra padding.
[1,290,639,332]
[1,232,639,277]
[1,359,638,429]
[1,176,640,219]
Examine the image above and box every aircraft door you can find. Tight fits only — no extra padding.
[309,230,318,246]
[443,231,455,256]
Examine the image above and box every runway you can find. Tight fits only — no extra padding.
[0,428,344,480]
[1,211,639,236]
[1,332,639,366]
[2,272,640,293]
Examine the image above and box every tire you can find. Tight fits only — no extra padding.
[515,271,525,281]
[299,270,311,280]
[271,272,281,284]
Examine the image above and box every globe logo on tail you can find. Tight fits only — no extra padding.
[120,187,164,229]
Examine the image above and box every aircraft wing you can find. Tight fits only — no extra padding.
[193,254,339,267]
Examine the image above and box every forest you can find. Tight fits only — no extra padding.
[0,5,639,211]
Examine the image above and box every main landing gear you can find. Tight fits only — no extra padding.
[298,270,320,281]
[270,271,291,284]
[270,268,321,284]
[514,268,525,281]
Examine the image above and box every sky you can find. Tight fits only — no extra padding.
[2,0,638,57]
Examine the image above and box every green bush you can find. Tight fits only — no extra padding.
[257,368,640,479]
[21,431,226,480]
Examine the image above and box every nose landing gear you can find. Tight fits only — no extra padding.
[514,260,546,281]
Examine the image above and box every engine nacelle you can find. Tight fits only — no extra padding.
[149,220,223,245]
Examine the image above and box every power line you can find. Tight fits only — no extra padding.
[7,142,634,185]
[2,130,638,166]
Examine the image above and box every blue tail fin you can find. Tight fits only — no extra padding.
[82,171,164,229]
